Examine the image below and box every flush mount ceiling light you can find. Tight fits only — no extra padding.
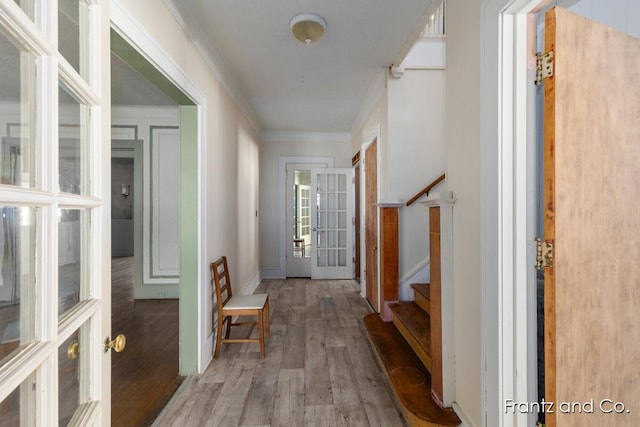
[290,13,326,45]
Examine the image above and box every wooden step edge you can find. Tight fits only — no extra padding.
[389,302,432,372]
[363,314,460,427]
[411,283,430,298]
[411,284,431,314]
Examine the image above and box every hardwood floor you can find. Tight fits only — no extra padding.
[154,278,405,427]
[111,257,183,427]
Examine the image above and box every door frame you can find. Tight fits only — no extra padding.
[111,141,143,291]
[483,0,547,426]
[285,164,318,278]
[276,156,334,278]
[110,4,208,374]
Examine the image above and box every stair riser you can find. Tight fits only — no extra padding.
[392,317,432,372]
[414,293,431,314]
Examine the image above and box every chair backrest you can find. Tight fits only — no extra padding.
[211,256,233,310]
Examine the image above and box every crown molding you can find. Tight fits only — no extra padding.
[261,131,351,144]
[162,0,261,134]
[350,67,386,136]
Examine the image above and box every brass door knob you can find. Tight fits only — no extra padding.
[104,334,126,353]
[67,341,79,360]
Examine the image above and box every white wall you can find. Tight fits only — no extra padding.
[260,133,351,277]
[446,1,482,426]
[114,0,262,372]
[386,69,446,285]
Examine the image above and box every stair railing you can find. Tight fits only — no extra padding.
[405,173,446,207]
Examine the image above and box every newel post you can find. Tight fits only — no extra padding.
[420,191,456,407]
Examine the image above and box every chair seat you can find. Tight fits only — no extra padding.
[224,293,268,310]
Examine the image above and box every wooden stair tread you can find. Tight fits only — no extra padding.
[363,314,460,427]
[389,302,431,371]
[411,283,430,299]
[411,283,431,314]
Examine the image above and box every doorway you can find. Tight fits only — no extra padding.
[286,168,312,277]
[364,139,379,311]
[110,29,189,424]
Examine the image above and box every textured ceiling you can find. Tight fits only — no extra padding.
[165,0,437,133]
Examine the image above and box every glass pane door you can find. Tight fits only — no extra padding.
[0,0,109,424]
[310,169,354,279]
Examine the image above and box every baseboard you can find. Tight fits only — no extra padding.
[452,402,476,427]
[398,257,430,301]
[241,271,261,295]
[260,267,285,279]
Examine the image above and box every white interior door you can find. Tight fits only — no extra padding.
[310,168,354,279]
[0,1,112,425]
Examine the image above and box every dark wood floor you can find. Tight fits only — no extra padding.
[155,278,405,427]
[111,257,182,427]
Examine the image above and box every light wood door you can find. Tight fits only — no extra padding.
[365,140,378,311]
[544,7,640,426]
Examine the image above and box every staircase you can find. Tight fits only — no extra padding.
[364,284,459,427]
[363,195,460,427]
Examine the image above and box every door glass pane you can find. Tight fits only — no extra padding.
[291,171,311,260]
[59,0,89,79]
[0,29,37,189]
[338,174,346,191]
[328,250,336,267]
[338,249,346,266]
[12,0,36,22]
[327,174,336,191]
[0,207,36,367]
[59,83,89,195]
[0,373,36,425]
[59,324,86,426]
[59,209,87,317]
[318,249,326,267]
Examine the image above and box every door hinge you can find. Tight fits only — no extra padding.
[535,238,554,270]
[535,51,554,85]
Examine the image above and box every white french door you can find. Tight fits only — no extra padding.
[310,168,354,280]
[0,0,111,425]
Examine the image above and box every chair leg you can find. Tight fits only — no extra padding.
[224,315,232,339]
[258,309,265,358]
[265,297,271,339]
[214,315,223,358]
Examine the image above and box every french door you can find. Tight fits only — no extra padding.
[0,0,111,425]
[310,168,354,279]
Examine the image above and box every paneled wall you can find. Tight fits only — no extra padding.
[112,106,180,298]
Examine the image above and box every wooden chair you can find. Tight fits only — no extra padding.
[211,256,270,358]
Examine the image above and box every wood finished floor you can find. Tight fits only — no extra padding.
[111,257,183,427]
[155,278,405,427]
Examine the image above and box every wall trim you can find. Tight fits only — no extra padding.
[162,0,261,134]
[351,68,386,137]
[482,0,542,426]
[241,272,261,296]
[398,256,430,301]
[262,131,350,144]
[453,402,475,427]
[111,1,209,374]
[261,268,285,279]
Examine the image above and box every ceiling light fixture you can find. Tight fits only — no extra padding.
[290,13,326,45]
